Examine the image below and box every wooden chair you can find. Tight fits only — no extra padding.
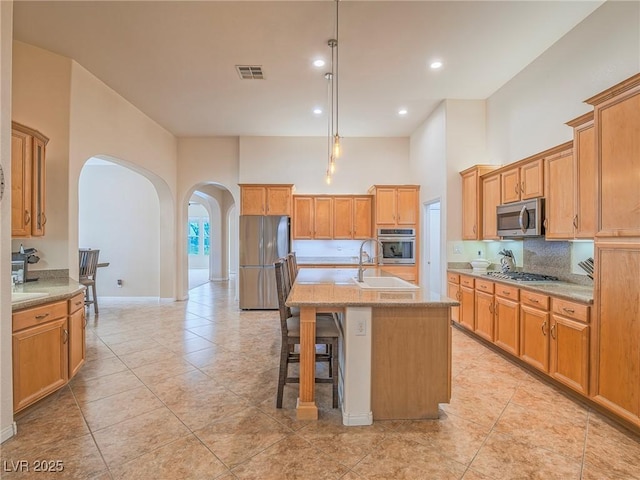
[79,249,101,314]
[287,251,298,282]
[274,259,339,408]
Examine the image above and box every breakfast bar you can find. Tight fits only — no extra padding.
[286,267,459,425]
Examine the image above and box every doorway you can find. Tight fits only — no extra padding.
[422,199,442,294]
[187,200,211,289]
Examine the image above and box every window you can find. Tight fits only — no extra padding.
[188,216,210,256]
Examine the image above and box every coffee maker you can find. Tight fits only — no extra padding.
[12,246,40,282]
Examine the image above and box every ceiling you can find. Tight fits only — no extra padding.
[12,1,604,138]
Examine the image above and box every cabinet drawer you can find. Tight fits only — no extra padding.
[551,298,589,323]
[475,279,494,293]
[495,284,519,300]
[68,292,85,314]
[520,290,549,310]
[447,272,460,284]
[13,300,67,332]
[460,275,475,288]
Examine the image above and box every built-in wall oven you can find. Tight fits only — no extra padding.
[377,228,416,264]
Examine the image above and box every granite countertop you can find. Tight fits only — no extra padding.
[11,278,86,311]
[297,256,375,266]
[448,268,593,304]
[288,267,458,308]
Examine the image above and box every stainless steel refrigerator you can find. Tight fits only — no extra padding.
[239,215,290,309]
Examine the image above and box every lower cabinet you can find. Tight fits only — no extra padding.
[493,285,520,356]
[447,273,460,323]
[379,265,417,283]
[519,292,550,373]
[12,293,86,413]
[459,275,475,331]
[474,279,495,342]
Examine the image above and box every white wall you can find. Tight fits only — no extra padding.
[79,161,160,297]
[239,136,411,194]
[0,0,14,443]
[487,0,640,164]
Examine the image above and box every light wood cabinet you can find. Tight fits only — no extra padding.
[68,293,86,379]
[566,112,596,239]
[550,298,590,395]
[239,184,293,216]
[459,275,475,331]
[501,158,544,204]
[313,197,333,239]
[591,241,640,426]
[461,166,499,240]
[586,74,640,237]
[447,273,460,323]
[481,172,501,240]
[474,279,494,342]
[12,300,69,413]
[544,146,575,239]
[519,292,550,373]
[293,196,314,239]
[494,285,520,356]
[380,265,417,283]
[333,196,373,240]
[370,185,419,227]
[11,122,49,237]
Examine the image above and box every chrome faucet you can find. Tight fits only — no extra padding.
[358,238,383,282]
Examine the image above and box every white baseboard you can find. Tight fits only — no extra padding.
[1,422,17,443]
[341,409,373,426]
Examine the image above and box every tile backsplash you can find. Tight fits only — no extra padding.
[523,238,592,285]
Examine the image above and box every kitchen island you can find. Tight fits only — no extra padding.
[286,267,458,425]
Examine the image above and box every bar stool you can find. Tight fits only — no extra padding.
[79,248,101,314]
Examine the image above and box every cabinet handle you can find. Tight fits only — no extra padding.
[514,184,519,194]
[473,225,477,234]
[550,323,556,339]
[521,181,525,193]
[74,300,83,307]
[489,302,494,314]
[83,313,87,328]
[35,313,50,320]
[541,321,547,336]
[573,215,578,229]
[562,307,575,314]
[543,218,548,229]
[24,210,31,225]
[502,290,511,296]
[529,297,539,304]
[41,212,47,226]
[63,329,69,344]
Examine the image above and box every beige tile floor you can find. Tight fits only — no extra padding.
[2,279,640,479]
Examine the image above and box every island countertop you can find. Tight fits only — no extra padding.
[287,267,458,308]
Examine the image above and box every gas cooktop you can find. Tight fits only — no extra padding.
[484,271,559,282]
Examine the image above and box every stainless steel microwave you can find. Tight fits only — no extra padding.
[497,198,544,238]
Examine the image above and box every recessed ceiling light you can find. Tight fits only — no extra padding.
[313,59,325,67]
[430,61,443,69]
[398,109,408,116]
[313,107,323,115]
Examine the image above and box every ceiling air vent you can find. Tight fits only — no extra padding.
[236,65,264,80]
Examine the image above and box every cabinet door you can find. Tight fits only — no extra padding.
[459,286,475,331]
[293,196,313,239]
[482,173,501,240]
[592,242,640,422]
[494,296,520,356]
[574,122,596,238]
[241,186,266,215]
[11,130,32,237]
[550,315,589,395]
[266,186,291,216]
[68,308,86,379]
[313,197,333,239]
[447,282,460,323]
[519,305,549,372]
[396,187,418,225]
[31,137,47,236]
[379,265,417,283]
[353,197,372,239]
[462,170,480,239]
[545,150,575,239]
[375,188,397,225]
[13,318,68,412]
[520,159,544,200]
[596,86,640,236]
[333,197,353,239]
[501,168,520,204]
[475,290,494,341]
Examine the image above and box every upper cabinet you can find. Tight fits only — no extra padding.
[501,157,544,204]
[481,171,502,240]
[333,196,373,240]
[461,166,499,240]
[544,144,575,239]
[239,184,293,216]
[11,122,49,238]
[586,73,640,237]
[369,185,419,227]
[293,195,373,240]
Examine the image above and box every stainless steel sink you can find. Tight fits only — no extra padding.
[352,276,419,290]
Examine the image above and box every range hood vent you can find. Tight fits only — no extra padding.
[236,65,264,80]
